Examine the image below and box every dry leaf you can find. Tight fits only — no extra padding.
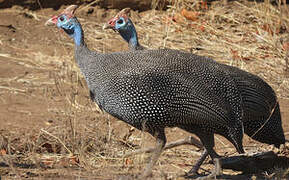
[172,13,185,24]
[181,9,199,21]
[262,23,273,36]
[57,156,79,167]
[201,1,208,10]
[0,149,6,155]
[231,49,241,60]
[175,28,183,33]
[125,158,133,165]
[69,156,79,165]
[41,158,54,167]
[231,49,253,61]
[199,21,206,32]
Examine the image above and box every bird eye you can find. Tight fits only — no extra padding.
[117,19,123,24]
[59,16,65,22]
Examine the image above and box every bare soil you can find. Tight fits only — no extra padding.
[0,1,289,179]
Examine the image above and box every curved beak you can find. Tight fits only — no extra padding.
[103,17,117,30]
[102,22,112,30]
[45,16,58,26]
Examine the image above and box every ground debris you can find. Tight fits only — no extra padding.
[220,151,289,174]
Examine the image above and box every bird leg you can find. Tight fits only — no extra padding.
[193,158,222,180]
[206,147,222,177]
[186,148,208,176]
[140,130,166,179]
[186,148,222,180]
[123,136,203,158]
[191,132,222,179]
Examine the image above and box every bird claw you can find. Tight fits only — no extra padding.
[185,167,201,177]
[194,171,219,180]
[186,158,222,179]
[185,170,221,180]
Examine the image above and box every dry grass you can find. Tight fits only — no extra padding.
[0,0,289,179]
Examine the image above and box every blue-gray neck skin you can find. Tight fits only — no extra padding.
[62,17,99,71]
[67,18,85,47]
[118,19,144,51]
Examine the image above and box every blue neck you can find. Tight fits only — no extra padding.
[119,19,139,48]
[72,23,84,46]
[64,18,84,47]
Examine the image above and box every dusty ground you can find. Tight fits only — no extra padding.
[0,1,289,179]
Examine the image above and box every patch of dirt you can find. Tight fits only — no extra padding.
[0,1,289,179]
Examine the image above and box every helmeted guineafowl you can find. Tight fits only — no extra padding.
[45,5,246,178]
[103,8,285,175]
[103,8,144,51]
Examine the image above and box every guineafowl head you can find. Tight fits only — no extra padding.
[103,8,139,47]
[45,5,84,46]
